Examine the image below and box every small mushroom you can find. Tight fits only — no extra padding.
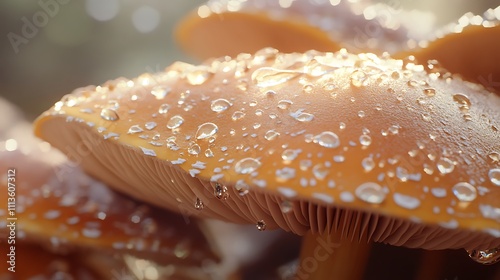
[0,150,219,264]
[395,6,500,92]
[0,243,117,279]
[34,49,500,278]
[176,0,427,60]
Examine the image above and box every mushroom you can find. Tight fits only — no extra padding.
[395,6,500,92]
[34,49,500,278]
[176,0,428,60]
[0,243,114,279]
[0,109,220,278]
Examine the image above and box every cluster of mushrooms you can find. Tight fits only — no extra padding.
[1,0,499,279]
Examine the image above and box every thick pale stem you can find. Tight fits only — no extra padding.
[295,231,371,280]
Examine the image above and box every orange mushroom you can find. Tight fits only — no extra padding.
[395,6,500,93]
[176,0,426,60]
[34,49,500,278]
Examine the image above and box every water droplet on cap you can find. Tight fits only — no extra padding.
[235,158,261,174]
[356,182,386,204]
[211,98,232,112]
[437,158,455,174]
[362,157,375,172]
[145,122,157,130]
[252,67,299,88]
[100,108,119,121]
[187,68,213,85]
[423,88,436,97]
[452,182,477,202]
[151,86,170,99]
[277,100,293,110]
[453,93,471,111]
[313,131,340,149]
[488,169,500,186]
[158,103,170,114]
[232,111,245,121]
[359,135,372,146]
[265,130,280,141]
[128,125,143,134]
[196,123,218,139]
[167,115,184,129]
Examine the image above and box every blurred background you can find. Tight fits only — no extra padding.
[0,0,498,120]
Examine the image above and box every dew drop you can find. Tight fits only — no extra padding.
[359,135,372,146]
[158,104,170,114]
[167,115,184,129]
[235,158,261,174]
[488,152,500,163]
[277,100,293,110]
[292,110,314,122]
[234,180,250,196]
[280,200,293,213]
[196,123,218,139]
[350,70,367,87]
[140,147,156,157]
[357,110,366,118]
[187,68,212,85]
[194,198,204,210]
[488,169,500,186]
[355,182,386,204]
[204,148,214,158]
[282,149,300,161]
[82,228,101,239]
[251,67,300,88]
[312,164,329,180]
[393,193,420,209]
[453,93,471,111]
[452,182,477,202]
[264,130,280,141]
[423,88,436,97]
[128,125,143,134]
[302,84,314,93]
[100,108,119,121]
[145,122,157,130]
[214,183,229,200]
[362,157,375,172]
[211,98,232,112]
[188,143,201,155]
[313,131,340,149]
[437,158,455,174]
[232,111,245,121]
[467,248,500,265]
[151,86,170,99]
[256,220,266,231]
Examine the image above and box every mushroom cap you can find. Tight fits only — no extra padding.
[34,49,500,251]
[396,6,500,92]
[0,146,219,266]
[176,0,423,60]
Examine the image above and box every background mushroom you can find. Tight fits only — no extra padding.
[176,0,433,60]
[0,99,220,279]
[395,6,500,93]
[34,49,500,278]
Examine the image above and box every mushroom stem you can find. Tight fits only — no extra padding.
[296,231,371,280]
[415,250,444,280]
